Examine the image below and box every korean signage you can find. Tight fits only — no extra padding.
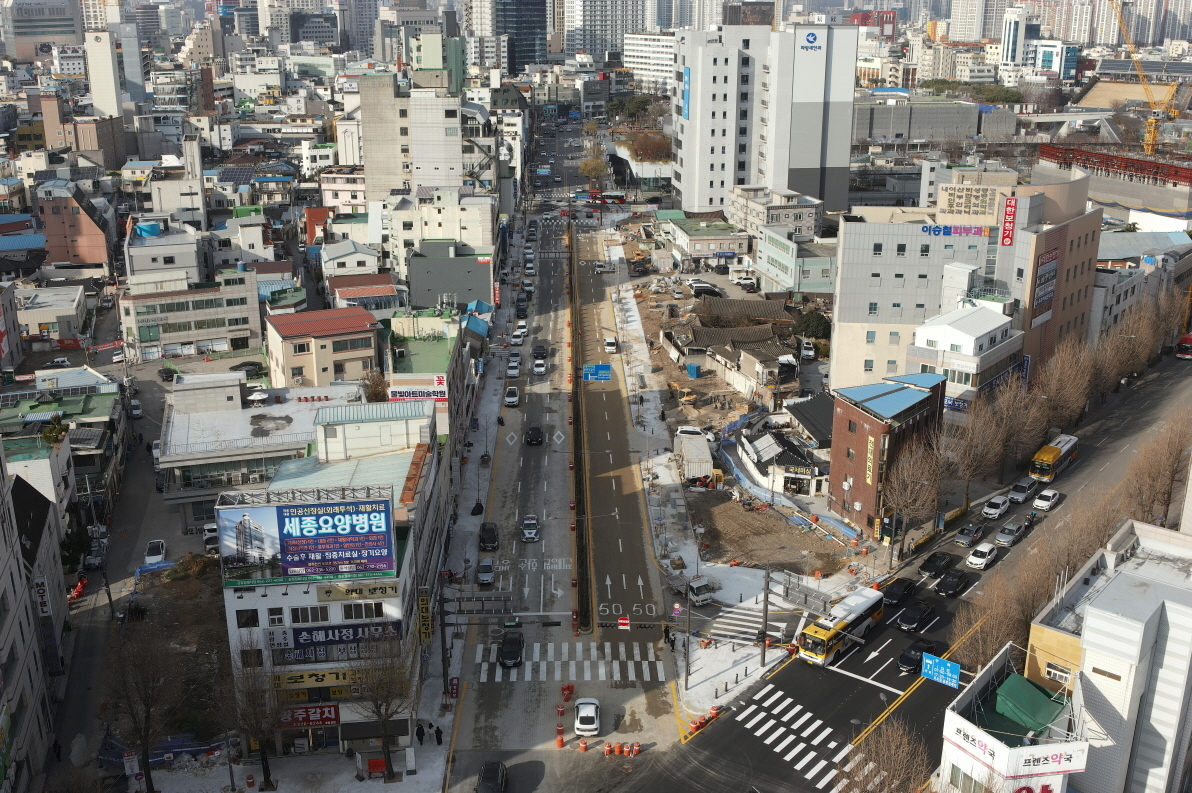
[217,500,395,587]
[1033,249,1059,308]
[88,339,123,352]
[921,653,960,687]
[681,67,691,120]
[389,374,448,402]
[31,576,51,618]
[943,710,1088,779]
[939,184,1000,217]
[266,621,401,650]
[317,582,402,601]
[943,396,970,412]
[920,225,991,237]
[418,585,433,642]
[783,465,816,477]
[1010,745,1089,777]
[271,669,362,690]
[279,704,339,729]
[1000,197,1018,246]
[865,435,875,485]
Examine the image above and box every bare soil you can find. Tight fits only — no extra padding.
[686,487,846,576]
[1077,81,1151,108]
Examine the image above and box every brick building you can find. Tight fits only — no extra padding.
[35,179,113,266]
[826,373,946,537]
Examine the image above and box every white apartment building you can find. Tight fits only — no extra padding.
[51,44,85,75]
[672,25,858,213]
[1087,265,1147,345]
[726,184,823,239]
[563,0,658,57]
[124,213,206,282]
[950,0,1007,41]
[622,32,676,95]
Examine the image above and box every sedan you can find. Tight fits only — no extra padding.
[1033,489,1060,511]
[917,552,954,578]
[966,542,998,570]
[144,540,166,565]
[230,361,264,372]
[498,631,524,667]
[510,331,526,346]
[897,639,937,674]
[504,387,520,406]
[203,534,220,558]
[574,698,600,736]
[896,600,937,632]
[521,514,540,542]
[882,578,915,605]
[995,521,1025,547]
[505,361,521,379]
[476,761,508,793]
[954,522,983,548]
[525,425,543,445]
[479,522,499,551]
[935,569,968,598]
[129,399,144,419]
[982,496,1011,520]
[532,359,547,375]
[476,557,495,585]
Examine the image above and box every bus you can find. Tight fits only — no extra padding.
[1177,334,1192,360]
[1029,434,1080,483]
[594,191,627,204]
[796,587,885,666]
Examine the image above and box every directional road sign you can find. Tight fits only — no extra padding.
[921,653,961,688]
[582,364,611,381]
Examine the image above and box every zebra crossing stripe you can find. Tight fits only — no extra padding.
[494,665,503,683]
[772,734,796,753]
[815,769,838,790]
[599,661,607,681]
[783,743,806,762]
[801,719,824,738]
[811,727,833,746]
[633,643,641,662]
[480,662,489,683]
[804,760,829,780]
[743,711,767,729]
[524,663,532,682]
[762,690,785,707]
[554,661,562,680]
[613,662,621,682]
[656,661,666,680]
[647,644,656,662]
[642,661,651,682]
[753,719,777,739]
[832,745,853,763]
[627,662,636,682]
[539,661,547,681]
[475,644,485,664]
[753,684,775,701]
[793,751,816,771]
[772,697,794,717]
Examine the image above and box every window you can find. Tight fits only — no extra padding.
[925,339,937,348]
[865,331,875,344]
[887,360,897,373]
[292,343,310,354]
[332,337,372,352]
[949,765,991,793]
[224,277,245,286]
[892,303,901,308]
[290,606,330,624]
[920,244,930,256]
[863,360,874,372]
[742,39,750,50]
[918,273,927,279]
[445,109,457,118]
[868,302,878,315]
[334,362,345,375]
[226,297,247,307]
[194,318,225,330]
[848,420,857,433]
[161,321,191,334]
[739,126,747,135]
[846,448,855,460]
[235,609,259,628]
[343,602,385,620]
[290,367,304,378]
[950,344,962,352]
[1044,662,1072,686]
[896,243,906,256]
[191,298,223,310]
[740,92,749,101]
[889,332,900,344]
[871,273,880,278]
[873,243,883,256]
[240,649,264,667]
[229,317,249,326]
[163,256,175,264]
[267,607,284,627]
[399,127,409,136]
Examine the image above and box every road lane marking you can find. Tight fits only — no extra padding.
[804,760,828,780]
[771,697,794,717]
[773,735,796,754]
[800,719,823,737]
[656,661,666,680]
[832,745,854,763]
[753,719,777,739]
[764,726,787,745]
[815,768,838,789]
[762,690,785,707]
[784,743,806,762]
[584,660,591,680]
[480,662,489,682]
[744,710,767,729]
[790,711,813,730]
[794,750,816,770]
[810,727,833,746]
[828,663,904,695]
[869,658,893,680]
[783,704,805,722]
[554,661,562,680]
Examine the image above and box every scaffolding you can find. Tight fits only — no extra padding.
[1039,144,1192,188]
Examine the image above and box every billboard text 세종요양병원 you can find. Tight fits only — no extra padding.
[217,501,395,587]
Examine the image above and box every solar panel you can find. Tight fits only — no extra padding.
[218,167,255,185]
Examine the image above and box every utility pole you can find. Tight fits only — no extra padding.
[438,590,451,697]
[760,565,770,668]
[99,566,116,620]
[684,583,692,691]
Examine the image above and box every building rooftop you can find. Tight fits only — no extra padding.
[337,285,399,299]
[326,273,394,291]
[917,303,1009,338]
[1,436,53,462]
[845,206,939,224]
[266,306,376,339]
[1096,230,1192,261]
[0,235,46,252]
[15,286,83,311]
[393,337,453,374]
[322,239,379,259]
[0,391,119,428]
[268,451,416,491]
[315,400,434,426]
[670,218,745,236]
[835,374,945,423]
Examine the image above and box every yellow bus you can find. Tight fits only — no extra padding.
[1029,434,1079,483]
[797,588,885,666]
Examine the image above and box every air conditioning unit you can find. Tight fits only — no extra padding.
[249,474,261,483]
[292,376,305,385]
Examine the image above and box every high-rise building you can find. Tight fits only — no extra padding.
[1,0,82,61]
[334,0,381,52]
[563,0,657,57]
[117,22,147,105]
[672,24,857,212]
[1000,5,1028,66]
[722,1,774,25]
[84,30,122,118]
[622,31,676,94]
[465,0,546,74]
[260,0,321,45]
[949,0,1005,41]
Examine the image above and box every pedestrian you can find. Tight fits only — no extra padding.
[52,740,60,762]
[435,726,443,745]
[415,724,425,745]
[137,433,143,444]
[145,442,151,454]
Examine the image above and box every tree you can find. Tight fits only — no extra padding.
[947,395,1002,508]
[625,95,651,120]
[107,624,192,793]
[582,120,599,136]
[793,310,831,340]
[1121,406,1192,524]
[578,157,608,179]
[349,632,418,781]
[1031,336,1093,430]
[231,636,287,791]
[362,369,389,402]
[834,717,934,793]
[880,433,944,554]
[631,133,671,161]
[606,97,626,118]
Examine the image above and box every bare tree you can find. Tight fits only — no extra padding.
[107,624,191,793]
[1031,336,1093,430]
[582,120,599,136]
[880,432,944,554]
[947,571,1027,672]
[348,632,419,781]
[1155,287,1187,350]
[231,636,287,790]
[987,373,1049,472]
[361,369,389,403]
[834,717,934,793]
[1090,331,1134,399]
[1121,406,1192,524]
[948,395,1002,508]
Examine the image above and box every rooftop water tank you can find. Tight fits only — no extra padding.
[136,222,162,237]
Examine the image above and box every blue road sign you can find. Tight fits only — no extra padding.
[569,111,581,119]
[921,653,960,688]
[582,364,611,381]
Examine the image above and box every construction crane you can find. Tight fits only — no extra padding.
[1105,0,1180,154]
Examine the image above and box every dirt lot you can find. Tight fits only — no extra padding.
[1078,81,1153,108]
[686,490,846,575]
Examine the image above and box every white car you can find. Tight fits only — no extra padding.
[966,542,998,570]
[520,514,540,542]
[506,361,521,378]
[510,330,526,346]
[982,496,1011,520]
[522,280,535,294]
[111,351,125,363]
[504,387,520,406]
[523,245,534,254]
[476,557,495,585]
[144,540,166,565]
[1033,489,1060,511]
[603,338,618,354]
[801,340,816,360]
[574,698,600,736]
[532,359,547,375]
[525,264,537,276]
[129,399,143,419]
[515,320,528,334]
[202,523,219,540]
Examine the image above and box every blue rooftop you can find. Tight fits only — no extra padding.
[0,234,45,252]
[1096,230,1191,260]
[123,161,158,169]
[0,214,31,224]
[466,299,493,314]
[462,315,489,337]
[835,375,942,423]
[885,373,947,389]
[253,176,293,183]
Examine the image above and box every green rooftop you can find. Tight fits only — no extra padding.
[268,287,307,307]
[0,392,119,426]
[333,213,369,224]
[392,337,453,374]
[672,219,741,236]
[1,436,52,461]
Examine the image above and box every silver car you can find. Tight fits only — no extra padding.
[476,557,495,585]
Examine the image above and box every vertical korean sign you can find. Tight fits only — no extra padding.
[1000,196,1018,246]
[418,586,433,642]
[866,436,876,485]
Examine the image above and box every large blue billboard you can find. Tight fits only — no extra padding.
[217,500,395,587]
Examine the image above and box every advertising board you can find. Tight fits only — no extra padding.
[218,500,394,587]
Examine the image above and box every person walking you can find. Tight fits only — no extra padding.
[52,740,60,762]
[415,724,426,745]
[434,726,443,745]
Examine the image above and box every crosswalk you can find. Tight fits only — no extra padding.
[733,682,854,791]
[471,640,666,685]
[706,605,786,644]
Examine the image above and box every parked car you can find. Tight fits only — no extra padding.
[476,761,508,793]
[966,542,998,570]
[515,320,528,334]
[100,296,114,309]
[897,639,937,674]
[1008,476,1040,504]
[505,361,520,379]
[479,522,499,551]
[574,698,601,736]
[476,557,496,585]
[882,578,915,605]
[1033,489,1060,511]
[516,305,528,319]
[525,264,537,276]
[144,540,166,565]
[510,331,526,346]
[43,357,72,369]
[917,552,954,578]
[936,569,968,598]
[498,631,524,666]
[158,368,175,382]
[801,339,816,360]
[982,496,1011,520]
[509,350,521,364]
[203,534,220,558]
[504,387,520,406]
[129,399,143,418]
[994,521,1025,547]
[230,361,264,372]
[154,470,166,492]
[520,514,540,542]
[954,522,983,548]
[896,600,937,632]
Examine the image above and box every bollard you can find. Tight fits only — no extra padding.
[735,673,739,685]
[633,742,641,756]
[689,719,700,734]
[698,716,707,730]
[246,775,255,789]
[572,577,578,587]
[570,523,576,532]
[714,687,719,699]
[710,705,721,720]
[569,460,575,470]
[568,415,573,425]
[556,735,565,749]
[570,500,576,510]
[579,739,588,752]
[557,723,565,736]
[568,392,573,402]
[557,704,566,718]
[603,742,612,756]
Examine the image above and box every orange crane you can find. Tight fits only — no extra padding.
[1105,0,1179,154]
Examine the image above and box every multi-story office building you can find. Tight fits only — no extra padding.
[1,0,82,62]
[83,31,121,119]
[35,178,113,267]
[265,306,379,388]
[672,25,857,213]
[727,184,823,239]
[150,66,202,148]
[622,32,676,95]
[468,0,547,75]
[950,0,1006,41]
[563,0,658,57]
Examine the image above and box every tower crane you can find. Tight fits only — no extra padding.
[1105,0,1179,154]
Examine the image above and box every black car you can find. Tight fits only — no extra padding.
[476,761,508,793]
[229,361,263,372]
[936,569,967,598]
[532,343,548,360]
[896,600,937,632]
[897,639,938,673]
[158,368,175,382]
[882,578,915,605]
[918,551,954,578]
[498,631,524,667]
[525,425,544,445]
[155,470,166,492]
[479,522,499,551]
[516,306,528,319]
